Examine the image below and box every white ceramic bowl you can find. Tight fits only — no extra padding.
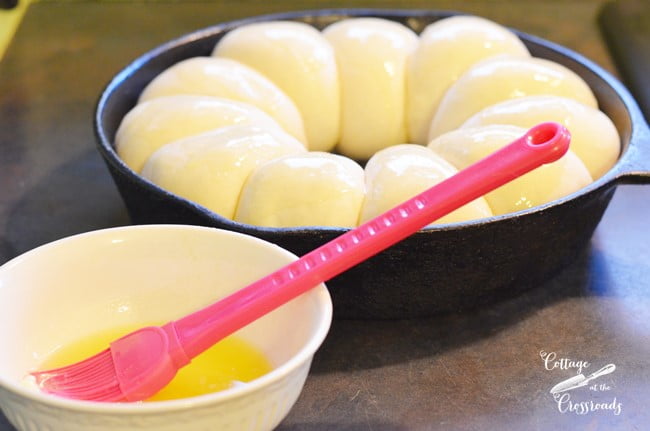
[0,225,332,431]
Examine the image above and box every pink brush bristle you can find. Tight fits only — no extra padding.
[32,349,126,402]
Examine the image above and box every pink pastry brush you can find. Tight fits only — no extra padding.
[32,122,570,402]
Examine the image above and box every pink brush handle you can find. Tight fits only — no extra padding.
[173,122,570,358]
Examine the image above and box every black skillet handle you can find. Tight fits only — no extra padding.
[614,120,650,185]
[600,0,650,185]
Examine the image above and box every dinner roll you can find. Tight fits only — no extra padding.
[213,21,340,152]
[360,144,493,225]
[427,56,598,140]
[138,57,307,144]
[235,152,365,227]
[115,95,286,172]
[323,18,418,159]
[141,125,306,219]
[407,15,530,144]
[428,125,593,215]
[461,95,620,179]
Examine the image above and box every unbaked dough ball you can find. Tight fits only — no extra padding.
[360,144,493,225]
[138,57,307,143]
[115,95,286,172]
[140,125,306,219]
[427,56,598,140]
[461,95,620,179]
[235,152,365,227]
[407,15,530,145]
[323,18,418,159]
[213,21,340,152]
[428,125,593,215]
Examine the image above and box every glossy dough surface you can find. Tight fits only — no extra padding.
[428,125,593,215]
[213,21,340,152]
[461,95,620,179]
[361,144,493,225]
[235,152,365,227]
[116,95,286,173]
[407,15,530,145]
[427,56,599,140]
[141,125,306,219]
[323,18,418,159]
[139,57,307,144]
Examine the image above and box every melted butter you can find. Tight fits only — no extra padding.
[41,324,272,402]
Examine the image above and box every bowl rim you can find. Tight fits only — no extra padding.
[94,8,650,237]
[0,224,333,414]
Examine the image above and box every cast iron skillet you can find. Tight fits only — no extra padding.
[95,9,650,319]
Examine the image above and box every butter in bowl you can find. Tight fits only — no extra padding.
[0,225,332,431]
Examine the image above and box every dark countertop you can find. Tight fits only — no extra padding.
[1,1,649,430]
